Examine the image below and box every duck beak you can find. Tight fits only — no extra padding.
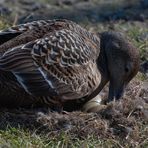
[108,80,126,102]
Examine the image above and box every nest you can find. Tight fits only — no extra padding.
[0,79,147,145]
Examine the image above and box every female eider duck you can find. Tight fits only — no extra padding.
[0,19,139,111]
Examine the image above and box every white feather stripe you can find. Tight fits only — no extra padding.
[38,68,54,89]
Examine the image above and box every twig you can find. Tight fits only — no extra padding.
[13,14,18,26]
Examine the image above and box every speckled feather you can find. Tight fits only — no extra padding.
[0,19,100,107]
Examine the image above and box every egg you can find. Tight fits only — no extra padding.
[82,95,107,113]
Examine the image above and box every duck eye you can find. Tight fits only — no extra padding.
[125,67,129,73]
[125,65,131,73]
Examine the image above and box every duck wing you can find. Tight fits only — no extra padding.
[0,19,99,53]
[0,20,56,54]
[0,20,45,45]
[0,24,100,101]
[0,42,56,97]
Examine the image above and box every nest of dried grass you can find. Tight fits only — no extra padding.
[0,79,147,145]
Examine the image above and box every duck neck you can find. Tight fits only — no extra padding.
[97,32,109,84]
[86,32,109,100]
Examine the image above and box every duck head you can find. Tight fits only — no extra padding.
[97,31,140,102]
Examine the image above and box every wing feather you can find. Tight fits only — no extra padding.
[0,22,100,101]
[0,43,56,96]
[32,29,98,67]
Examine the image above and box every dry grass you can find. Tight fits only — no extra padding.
[0,79,147,147]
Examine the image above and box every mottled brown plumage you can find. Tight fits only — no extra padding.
[0,19,139,111]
